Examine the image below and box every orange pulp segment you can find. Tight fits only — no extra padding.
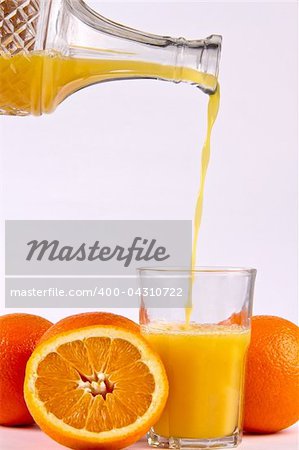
[24,325,168,449]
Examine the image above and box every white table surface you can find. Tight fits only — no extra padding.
[0,425,298,450]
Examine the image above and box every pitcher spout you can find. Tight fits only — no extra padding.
[172,35,222,93]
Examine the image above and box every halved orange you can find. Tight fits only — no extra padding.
[24,325,168,449]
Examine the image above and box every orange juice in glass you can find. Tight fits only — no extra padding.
[138,267,256,449]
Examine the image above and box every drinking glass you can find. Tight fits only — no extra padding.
[138,267,256,449]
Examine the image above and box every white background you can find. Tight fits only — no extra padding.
[0,1,298,325]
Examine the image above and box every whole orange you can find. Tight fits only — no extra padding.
[40,311,139,344]
[244,315,299,433]
[0,313,52,426]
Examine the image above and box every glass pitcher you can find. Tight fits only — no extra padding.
[0,0,222,116]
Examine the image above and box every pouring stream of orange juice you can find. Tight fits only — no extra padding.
[186,85,220,323]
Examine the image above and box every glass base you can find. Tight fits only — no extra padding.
[147,428,242,449]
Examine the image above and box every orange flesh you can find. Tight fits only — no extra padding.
[35,337,155,432]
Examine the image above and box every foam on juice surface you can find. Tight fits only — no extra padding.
[142,322,249,335]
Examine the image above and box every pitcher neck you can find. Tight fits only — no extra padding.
[43,0,221,94]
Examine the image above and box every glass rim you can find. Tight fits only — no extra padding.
[137,266,257,275]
